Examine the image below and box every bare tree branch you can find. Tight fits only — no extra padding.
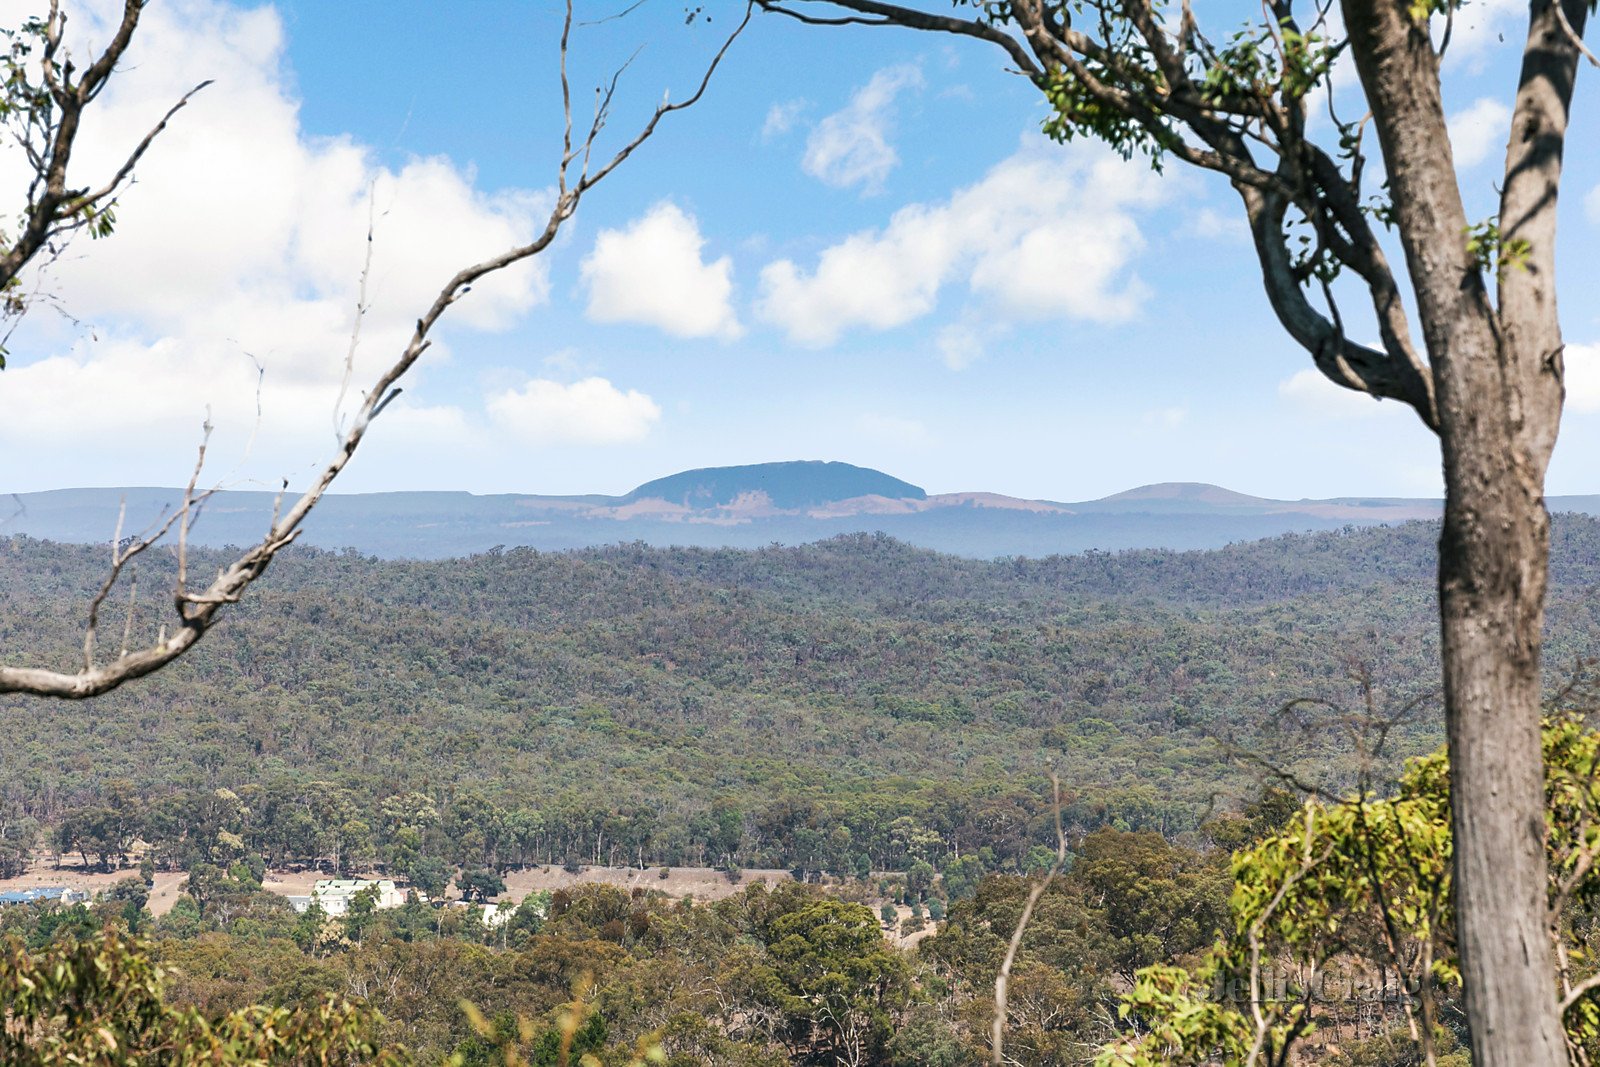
[760,0,1042,75]
[1553,0,1599,69]
[991,774,1066,1067]
[0,1,753,699]
[59,78,211,217]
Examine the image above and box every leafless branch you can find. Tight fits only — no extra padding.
[77,434,217,675]
[1552,0,1599,69]
[117,564,138,659]
[991,774,1066,1067]
[60,78,212,216]
[1562,970,1600,1015]
[1216,657,1441,803]
[759,0,1041,75]
[577,0,648,28]
[334,186,378,440]
[0,1,753,699]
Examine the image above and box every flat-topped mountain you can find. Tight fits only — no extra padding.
[621,461,927,510]
[1097,482,1273,507]
[5,463,1598,559]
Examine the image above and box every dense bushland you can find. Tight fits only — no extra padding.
[3,519,1599,883]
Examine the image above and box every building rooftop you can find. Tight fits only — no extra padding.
[0,886,85,905]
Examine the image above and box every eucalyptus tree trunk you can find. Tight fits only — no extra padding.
[1344,0,1585,1059]
[755,0,1591,1056]
[1436,397,1563,1064]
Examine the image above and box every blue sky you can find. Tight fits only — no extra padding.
[0,0,1596,501]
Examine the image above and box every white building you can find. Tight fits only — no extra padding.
[287,878,409,916]
[0,886,87,906]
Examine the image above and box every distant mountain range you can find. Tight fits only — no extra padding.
[6,460,1599,559]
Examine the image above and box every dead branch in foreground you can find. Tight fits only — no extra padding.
[0,2,753,699]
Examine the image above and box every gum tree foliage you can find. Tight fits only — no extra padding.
[761,898,912,1065]
[1097,711,1600,1066]
[0,928,399,1065]
[754,0,1593,1059]
[457,868,508,905]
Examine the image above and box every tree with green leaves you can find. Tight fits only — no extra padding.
[98,875,151,934]
[906,858,936,902]
[1097,708,1600,1065]
[344,884,381,945]
[754,0,1592,1058]
[457,868,507,905]
[405,855,453,901]
[0,805,37,879]
[0,928,400,1065]
[763,898,913,1065]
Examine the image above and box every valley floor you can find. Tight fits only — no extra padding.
[1,857,794,911]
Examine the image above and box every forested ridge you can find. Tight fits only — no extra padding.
[2,517,1599,880]
[3,519,1600,1063]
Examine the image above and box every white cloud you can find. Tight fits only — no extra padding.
[802,64,923,193]
[1448,98,1511,169]
[759,141,1168,346]
[20,5,546,333]
[762,99,806,140]
[580,202,741,340]
[0,0,549,485]
[1278,368,1397,420]
[1567,343,1600,415]
[541,348,598,377]
[486,377,661,445]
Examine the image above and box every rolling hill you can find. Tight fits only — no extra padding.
[5,461,1599,559]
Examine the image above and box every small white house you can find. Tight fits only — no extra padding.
[0,886,87,906]
[288,878,408,916]
[482,899,518,929]
[482,891,551,928]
